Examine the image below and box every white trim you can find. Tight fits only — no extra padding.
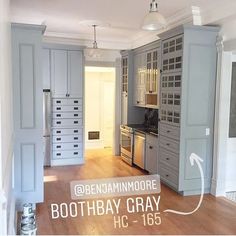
[211,37,233,196]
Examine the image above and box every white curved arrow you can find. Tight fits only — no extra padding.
[163,153,204,215]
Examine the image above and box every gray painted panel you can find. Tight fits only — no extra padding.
[21,144,35,192]
[184,138,207,179]
[19,44,35,129]
[186,45,213,126]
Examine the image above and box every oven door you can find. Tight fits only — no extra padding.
[120,129,133,159]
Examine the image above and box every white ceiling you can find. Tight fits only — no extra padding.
[10,0,236,49]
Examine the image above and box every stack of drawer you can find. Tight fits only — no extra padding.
[158,34,183,190]
[52,98,83,162]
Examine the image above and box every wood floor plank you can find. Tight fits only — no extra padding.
[36,149,236,235]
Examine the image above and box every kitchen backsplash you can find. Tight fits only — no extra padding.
[144,108,158,129]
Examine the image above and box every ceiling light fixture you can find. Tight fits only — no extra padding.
[141,0,167,31]
[85,24,102,59]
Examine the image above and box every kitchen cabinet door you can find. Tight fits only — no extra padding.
[68,50,83,98]
[51,50,68,98]
[145,135,158,174]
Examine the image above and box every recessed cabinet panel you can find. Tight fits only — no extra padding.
[19,44,35,129]
[21,144,36,192]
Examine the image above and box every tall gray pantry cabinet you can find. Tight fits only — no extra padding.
[12,23,46,207]
[158,25,219,195]
[43,44,84,166]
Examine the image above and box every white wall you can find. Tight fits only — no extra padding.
[85,67,115,149]
[0,0,15,234]
[212,17,236,196]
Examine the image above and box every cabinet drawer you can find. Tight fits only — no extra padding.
[52,142,82,151]
[159,136,179,154]
[52,128,82,136]
[53,112,82,119]
[52,119,82,127]
[159,123,180,140]
[52,135,82,143]
[159,147,179,171]
[53,150,82,159]
[146,134,158,147]
[53,98,82,106]
[159,163,178,188]
[53,105,82,112]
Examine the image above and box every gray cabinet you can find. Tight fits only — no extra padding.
[133,41,161,109]
[145,134,158,174]
[158,25,219,195]
[12,23,46,207]
[43,44,84,166]
[50,49,83,98]
[120,51,145,125]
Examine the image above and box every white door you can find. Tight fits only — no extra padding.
[103,82,114,148]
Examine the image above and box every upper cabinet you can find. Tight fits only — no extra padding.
[120,51,146,125]
[68,50,83,98]
[51,50,68,97]
[133,41,161,109]
[43,45,84,98]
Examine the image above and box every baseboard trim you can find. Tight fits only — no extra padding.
[51,158,84,166]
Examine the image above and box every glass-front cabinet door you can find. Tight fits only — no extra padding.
[122,57,128,94]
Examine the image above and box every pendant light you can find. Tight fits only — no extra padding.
[142,0,167,31]
[85,24,102,59]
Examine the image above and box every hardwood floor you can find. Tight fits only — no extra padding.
[37,149,236,235]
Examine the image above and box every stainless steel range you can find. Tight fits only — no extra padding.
[120,124,145,166]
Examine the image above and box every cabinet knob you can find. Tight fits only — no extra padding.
[137,101,140,104]
[166,174,169,177]
[166,157,169,160]
[166,143,170,146]
[149,146,153,149]
[167,130,170,133]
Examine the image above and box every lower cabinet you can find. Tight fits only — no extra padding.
[145,134,158,174]
[51,98,84,166]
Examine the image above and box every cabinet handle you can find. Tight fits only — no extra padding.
[68,94,70,97]
[74,130,78,133]
[74,152,78,155]
[74,121,78,124]
[74,100,78,104]
[56,153,61,156]
[74,107,78,110]
[56,107,61,110]
[74,144,78,148]
[74,114,78,117]
[56,145,61,148]
[56,138,61,141]
[56,131,61,134]
[56,114,61,117]
[149,146,153,149]
[56,121,61,124]
[74,137,78,140]
[56,101,61,104]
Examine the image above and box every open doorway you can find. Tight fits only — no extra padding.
[84,66,116,152]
